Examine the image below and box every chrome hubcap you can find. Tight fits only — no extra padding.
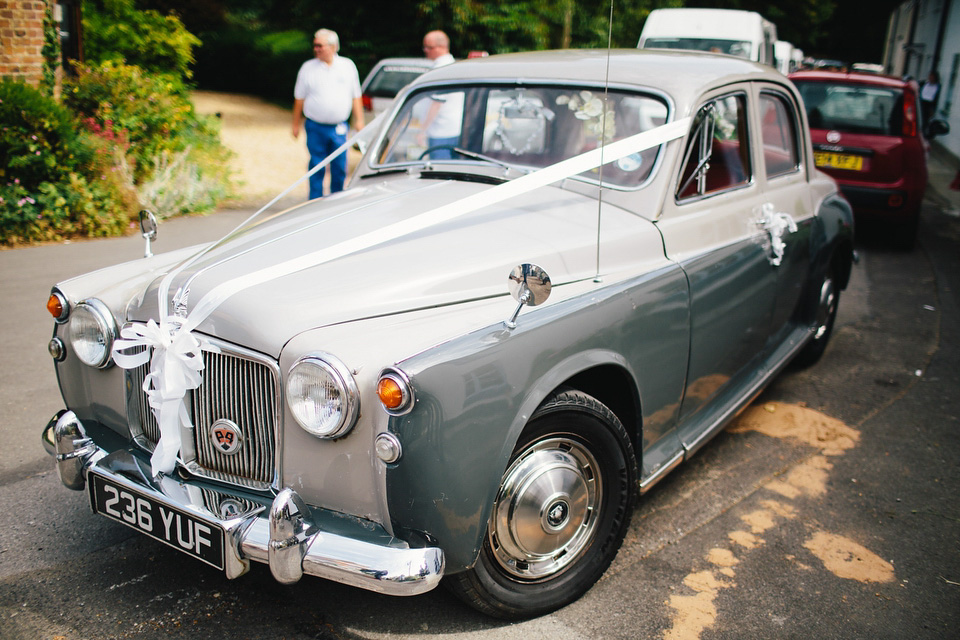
[489,437,601,580]
[813,277,836,340]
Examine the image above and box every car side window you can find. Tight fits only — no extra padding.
[676,94,750,200]
[759,92,800,177]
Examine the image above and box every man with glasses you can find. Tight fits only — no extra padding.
[292,28,364,199]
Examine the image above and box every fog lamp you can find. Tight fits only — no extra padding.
[375,433,402,464]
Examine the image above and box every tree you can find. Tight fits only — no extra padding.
[84,0,200,78]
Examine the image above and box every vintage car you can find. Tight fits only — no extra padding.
[42,49,854,619]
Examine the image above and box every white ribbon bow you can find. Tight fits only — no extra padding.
[113,316,220,476]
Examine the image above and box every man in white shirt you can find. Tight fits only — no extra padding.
[292,29,364,199]
[421,30,463,159]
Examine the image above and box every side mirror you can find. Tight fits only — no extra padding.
[139,210,158,258]
[927,119,950,138]
[504,263,551,329]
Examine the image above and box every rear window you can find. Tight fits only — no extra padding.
[794,81,903,136]
[642,38,753,60]
[365,66,429,98]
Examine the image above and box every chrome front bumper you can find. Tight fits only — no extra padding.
[42,410,444,596]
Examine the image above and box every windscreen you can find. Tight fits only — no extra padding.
[375,84,670,188]
[642,38,753,60]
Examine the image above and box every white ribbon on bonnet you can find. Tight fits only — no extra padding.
[112,115,692,478]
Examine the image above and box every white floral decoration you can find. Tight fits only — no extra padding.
[556,91,616,143]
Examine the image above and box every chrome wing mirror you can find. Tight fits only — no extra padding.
[139,210,158,258]
[504,264,551,329]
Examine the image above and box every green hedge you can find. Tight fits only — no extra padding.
[193,28,310,101]
[0,79,136,244]
[0,63,234,246]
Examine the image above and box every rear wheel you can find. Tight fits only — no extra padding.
[794,270,839,368]
[446,389,637,619]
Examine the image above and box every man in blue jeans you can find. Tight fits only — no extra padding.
[292,28,364,199]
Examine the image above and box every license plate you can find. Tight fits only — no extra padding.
[90,474,225,570]
[814,152,863,171]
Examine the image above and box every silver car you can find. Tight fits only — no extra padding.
[360,56,434,121]
[43,49,853,619]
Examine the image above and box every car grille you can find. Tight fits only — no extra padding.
[128,340,280,489]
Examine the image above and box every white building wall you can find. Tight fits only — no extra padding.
[886,0,960,160]
[933,0,960,158]
[884,1,916,76]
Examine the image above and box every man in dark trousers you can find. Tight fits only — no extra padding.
[291,28,364,199]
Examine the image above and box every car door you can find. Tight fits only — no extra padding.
[655,88,778,451]
[753,85,814,344]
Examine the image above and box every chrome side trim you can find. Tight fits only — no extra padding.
[683,325,811,458]
[639,450,684,494]
[42,414,444,596]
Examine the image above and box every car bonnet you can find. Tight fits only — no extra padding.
[128,177,655,357]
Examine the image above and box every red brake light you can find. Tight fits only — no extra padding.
[902,88,918,137]
[362,94,373,111]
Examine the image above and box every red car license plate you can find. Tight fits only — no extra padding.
[90,474,225,570]
[814,151,863,171]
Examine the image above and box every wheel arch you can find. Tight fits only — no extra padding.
[508,350,642,469]
[556,363,642,455]
[800,191,855,325]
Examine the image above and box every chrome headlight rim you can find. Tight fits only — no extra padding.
[286,353,360,439]
[68,298,117,369]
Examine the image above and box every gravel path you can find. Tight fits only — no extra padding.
[192,90,335,208]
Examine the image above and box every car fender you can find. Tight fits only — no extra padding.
[385,266,688,572]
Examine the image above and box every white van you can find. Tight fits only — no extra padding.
[638,8,778,66]
[774,40,795,75]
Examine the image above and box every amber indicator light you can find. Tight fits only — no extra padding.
[377,377,404,410]
[46,294,64,319]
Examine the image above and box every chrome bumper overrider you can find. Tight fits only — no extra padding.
[42,411,444,596]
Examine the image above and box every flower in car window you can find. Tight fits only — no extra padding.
[557,91,616,143]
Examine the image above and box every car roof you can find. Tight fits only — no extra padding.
[789,69,911,89]
[408,49,789,112]
[370,57,434,69]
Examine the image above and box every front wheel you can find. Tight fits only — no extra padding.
[446,389,637,619]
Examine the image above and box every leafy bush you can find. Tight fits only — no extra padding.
[194,27,309,100]
[65,61,193,180]
[82,0,200,79]
[0,79,137,245]
[0,79,86,185]
[64,60,234,219]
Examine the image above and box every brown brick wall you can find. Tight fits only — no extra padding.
[0,1,51,87]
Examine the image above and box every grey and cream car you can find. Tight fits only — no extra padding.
[43,50,853,619]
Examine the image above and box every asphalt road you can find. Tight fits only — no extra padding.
[0,197,958,638]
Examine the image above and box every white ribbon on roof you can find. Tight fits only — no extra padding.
[113,115,692,477]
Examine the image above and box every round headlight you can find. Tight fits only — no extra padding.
[286,354,359,439]
[68,300,116,368]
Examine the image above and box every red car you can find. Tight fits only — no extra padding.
[790,69,949,248]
